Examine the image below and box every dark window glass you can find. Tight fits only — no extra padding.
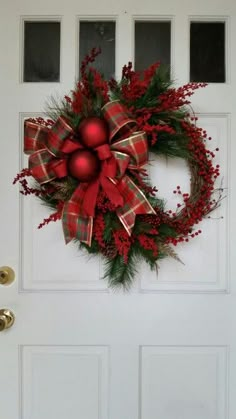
[135,21,171,72]
[79,21,115,79]
[190,22,225,83]
[24,21,60,82]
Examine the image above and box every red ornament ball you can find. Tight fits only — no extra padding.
[68,150,100,182]
[79,117,109,149]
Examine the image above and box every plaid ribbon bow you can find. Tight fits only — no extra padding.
[24,101,155,245]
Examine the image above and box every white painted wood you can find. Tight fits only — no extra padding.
[140,346,228,419]
[20,346,109,419]
[0,1,235,419]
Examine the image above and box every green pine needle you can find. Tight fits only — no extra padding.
[103,250,138,290]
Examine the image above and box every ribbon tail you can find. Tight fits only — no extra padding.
[100,175,124,208]
[82,180,100,217]
[83,175,124,216]
[116,176,156,235]
[116,209,136,236]
[62,185,93,246]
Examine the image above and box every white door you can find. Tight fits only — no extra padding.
[0,1,235,418]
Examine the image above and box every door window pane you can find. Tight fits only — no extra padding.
[135,21,171,72]
[190,22,225,83]
[24,21,60,82]
[79,21,115,79]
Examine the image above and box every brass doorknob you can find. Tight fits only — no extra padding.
[0,309,15,331]
[0,266,15,286]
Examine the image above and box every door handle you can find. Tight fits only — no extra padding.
[0,309,15,331]
[0,266,15,286]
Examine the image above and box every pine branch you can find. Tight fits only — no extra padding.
[140,64,172,104]
[79,240,100,254]
[44,94,83,129]
[150,133,190,158]
[103,212,118,242]
[103,250,138,290]
[158,224,178,238]
[133,243,158,271]
[158,243,184,265]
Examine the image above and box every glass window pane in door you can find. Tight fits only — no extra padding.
[135,21,171,72]
[24,21,60,82]
[79,21,115,79]
[190,22,225,82]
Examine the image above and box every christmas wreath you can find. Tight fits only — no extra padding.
[14,48,222,288]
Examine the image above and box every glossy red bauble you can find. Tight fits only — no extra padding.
[68,150,100,182]
[79,117,109,149]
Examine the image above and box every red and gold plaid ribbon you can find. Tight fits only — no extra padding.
[24,102,155,245]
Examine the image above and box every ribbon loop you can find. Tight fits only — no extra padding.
[29,149,56,184]
[102,101,136,140]
[111,151,130,178]
[46,117,74,156]
[111,131,148,168]
[24,121,48,155]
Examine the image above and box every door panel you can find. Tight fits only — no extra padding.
[20,346,109,419]
[0,1,235,419]
[141,346,228,419]
[143,114,229,292]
